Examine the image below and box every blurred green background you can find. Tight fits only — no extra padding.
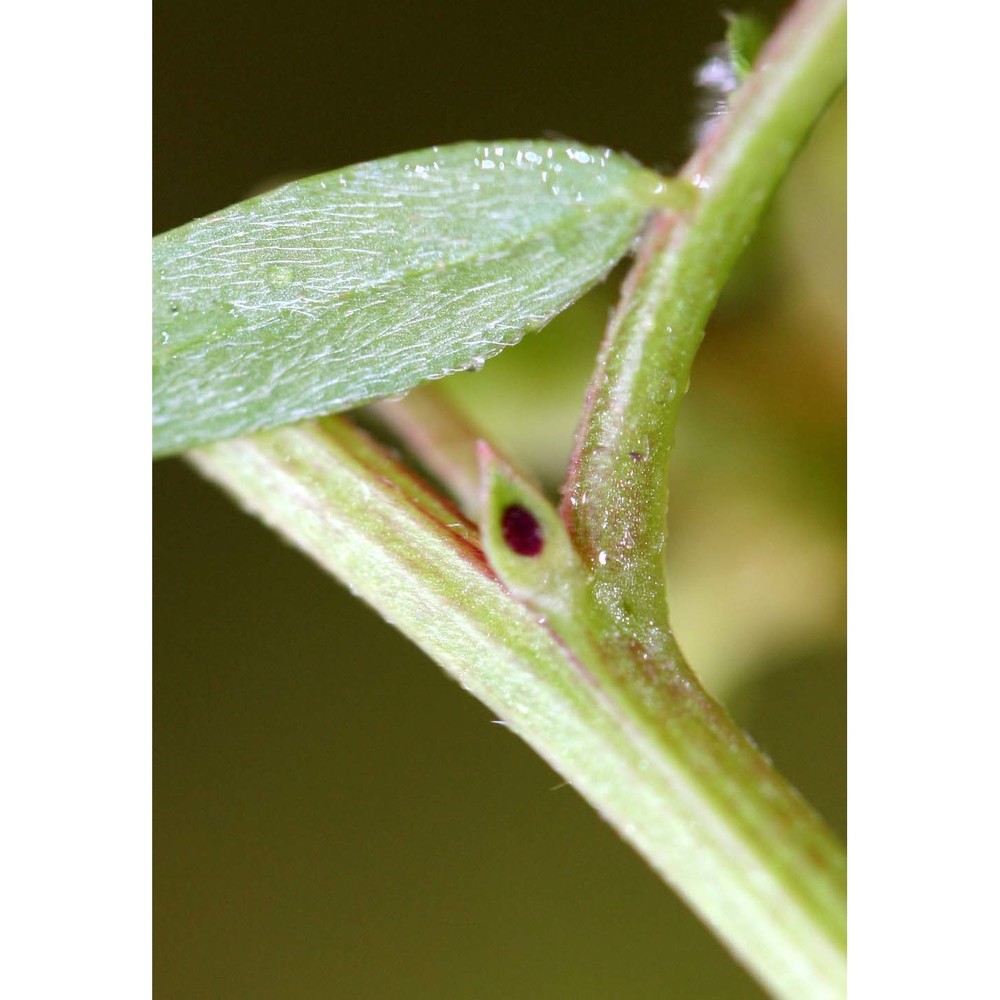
[154,2,845,996]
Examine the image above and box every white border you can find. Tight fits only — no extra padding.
[850,1,1000,993]
[1,2,151,996]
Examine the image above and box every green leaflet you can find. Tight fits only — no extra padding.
[153,140,664,457]
[726,12,769,81]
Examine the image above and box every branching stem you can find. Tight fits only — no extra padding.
[185,1,847,996]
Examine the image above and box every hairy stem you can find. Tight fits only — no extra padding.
[562,0,847,631]
[554,0,847,994]
[185,1,846,996]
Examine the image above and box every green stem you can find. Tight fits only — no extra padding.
[186,2,846,996]
[363,384,524,520]
[552,0,847,994]
[192,413,845,1000]
[562,0,847,629]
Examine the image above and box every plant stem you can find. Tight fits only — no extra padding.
[192,415,844,999]
[563,0,847,628]
[192,419,843,953]
[364,385,521,520]
[187,1,847,996]
[553,0,847,994]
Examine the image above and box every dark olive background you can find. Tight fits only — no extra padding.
[154,2,844,997]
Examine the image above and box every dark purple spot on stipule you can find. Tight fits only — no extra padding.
[500,504,544,557]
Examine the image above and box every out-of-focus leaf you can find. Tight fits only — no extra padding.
[153,140,660,456]
[726,12,769,80]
